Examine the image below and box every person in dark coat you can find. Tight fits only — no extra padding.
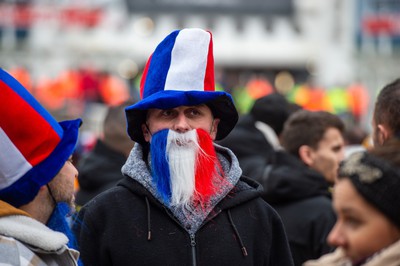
[75,101,135,208]
[260,110,346,266]
[73,28,293,266]
[217,92,301,178]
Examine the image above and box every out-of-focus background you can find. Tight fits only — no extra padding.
[1,0,398,151]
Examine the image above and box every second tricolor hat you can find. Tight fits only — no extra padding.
[0,68,81,207]
[126,28,238,144]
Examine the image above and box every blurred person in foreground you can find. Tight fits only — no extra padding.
[217,92,301,178]
[75,100,135,209]
[304,140,400,266]
[262,110,346,266]
[372,78,400,146]
[0,68,81,265]
[73,28,293,266]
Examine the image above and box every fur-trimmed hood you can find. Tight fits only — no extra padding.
[0,200,69,252]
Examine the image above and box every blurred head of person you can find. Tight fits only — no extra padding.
[327,140,400,264]
[372,78,400,146]
[250,92,301,136]
[281,110,345,184]
[103,100,136,157]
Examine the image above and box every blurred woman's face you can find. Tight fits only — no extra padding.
[327,179,400,263]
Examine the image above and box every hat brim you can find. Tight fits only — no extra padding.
[126,90,238,144]
[0,119,81,207]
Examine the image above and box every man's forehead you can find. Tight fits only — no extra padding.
[318,128,344,147]
[151,104,209,111]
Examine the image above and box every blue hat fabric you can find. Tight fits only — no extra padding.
[126,28,238,144]
[0,68,81,207]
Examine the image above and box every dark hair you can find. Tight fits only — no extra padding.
[250,93,295,136]
[281,110,345,157]
[374,79,400,137]
[369,138,400,168]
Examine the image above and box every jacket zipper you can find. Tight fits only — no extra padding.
[163,207,224,266]
[190,233,197,266]
[163,208,198,265]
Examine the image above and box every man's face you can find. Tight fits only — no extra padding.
[307,127,345,184]
[48,157,78,209]
[142,105,219,142]
[328,179,400,263]
[142,104,225,208]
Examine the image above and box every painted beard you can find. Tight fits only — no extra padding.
[150,128,224,209]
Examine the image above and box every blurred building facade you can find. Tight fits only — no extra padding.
[0,0,399,131]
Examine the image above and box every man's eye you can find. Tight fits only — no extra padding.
[188,109,201,116]
[162,110,173,116]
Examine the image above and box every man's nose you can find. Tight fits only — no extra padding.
[172,114,190,133]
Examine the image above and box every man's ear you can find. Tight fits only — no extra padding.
[377,124,390,144]
[210,118,220,140]
[142,124,151,142]
[299,145,314,166]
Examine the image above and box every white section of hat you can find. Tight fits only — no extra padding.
[0,128,32,189]
[164,28,210,92]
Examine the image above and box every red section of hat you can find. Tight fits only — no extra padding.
[203,31,214,92]
[0,80,61,166]
[140,54,152,99]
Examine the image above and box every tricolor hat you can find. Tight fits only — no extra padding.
[0,68,81,207]
[126,28,238,144]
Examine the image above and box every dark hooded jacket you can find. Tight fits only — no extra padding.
[75,139,127,207]
[73,144,293,266]
[257,151,336,266]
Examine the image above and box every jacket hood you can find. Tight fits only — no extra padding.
[264,151,331,204]
[0,201,69,252]
[120,143,262,234]
[0,200,30,218]
[217,175,264,210]
[121,143,243,203]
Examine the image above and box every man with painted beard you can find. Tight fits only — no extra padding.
[73,28,294,266]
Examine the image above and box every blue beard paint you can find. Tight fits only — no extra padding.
[150,129,172,205]
[47,202,83,265]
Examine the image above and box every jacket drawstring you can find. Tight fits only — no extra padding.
[227,209,248,257]
[145,197,152,241]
